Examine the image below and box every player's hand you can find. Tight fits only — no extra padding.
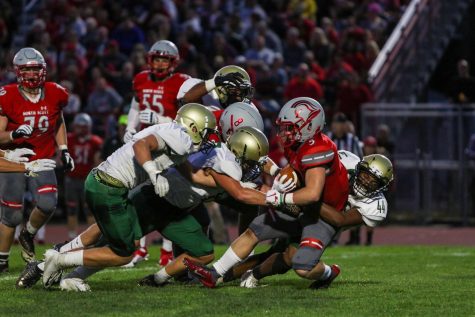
[3,148,36,162]
[61,149,75,172]
[24,159,56,175]
[151,173,169,197]
[11,124,33,139]
[272,174,296,193]
[265,189,284,207]
[123,128,136,143]
[139,109,159,125]
[214,72,245,88]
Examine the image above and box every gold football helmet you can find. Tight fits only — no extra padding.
[175,103,217,149]
[214,65,253,106]
[227,126,269,181]
[353,154,394,197]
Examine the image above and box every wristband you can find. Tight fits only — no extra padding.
[269,164,281,177]
[142,160,158,175]
[284,193,294,205]
[59,144,68,151]
[205,79,216,92]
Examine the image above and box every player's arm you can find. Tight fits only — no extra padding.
[0,157,28,172]
[290,167,326,205]
[175,162,217,187]
[0,154,56,173]
[261,156,281,176]
[0,115,10,143]
[55,113,68,148]
[209,169,266,205]
[133,134,167,166]
[181,82,208,104]
[320,203,363,227]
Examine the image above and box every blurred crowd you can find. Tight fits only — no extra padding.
[1,0,408,138]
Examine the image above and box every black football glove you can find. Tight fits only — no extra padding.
[214,72,245,88]
[61,149,75,172]
[11,124,33,139]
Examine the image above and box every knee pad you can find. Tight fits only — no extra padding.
[0,201,24,227]
[36,187,58,215]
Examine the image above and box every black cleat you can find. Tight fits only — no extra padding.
[138,274,170,287]
[0,261,8,273]
[16,261,43,289]
[18,227,36,262]
[53,241,68,252]
[309,264,341,289]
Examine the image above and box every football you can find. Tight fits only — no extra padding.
[277,165,301,189]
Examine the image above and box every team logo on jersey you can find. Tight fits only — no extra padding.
[0,87,6,96]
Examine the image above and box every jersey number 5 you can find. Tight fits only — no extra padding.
[142,93,164,114]
[24,115,49,133]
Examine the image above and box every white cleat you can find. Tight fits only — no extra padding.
[240,270,259,288]
[43,249,62,288]
[60,278,91,292]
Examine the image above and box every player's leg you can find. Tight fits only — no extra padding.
[0,172,26,269]
[291,217,341,288]
[205,201,227,244]
[20,170,58,262]
[140,213,214,287]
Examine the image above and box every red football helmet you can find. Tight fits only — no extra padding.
[13,47,47,90]
[147,40,179,78]
[276,97,325,148]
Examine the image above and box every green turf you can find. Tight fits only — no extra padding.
[1,245,474,317]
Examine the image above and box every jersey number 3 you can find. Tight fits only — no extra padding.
[24,115,49,133]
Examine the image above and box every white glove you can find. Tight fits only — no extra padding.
[11,124,33,139]
[3,148,36,162]
[24,159,56,173]
[60,278,91,292]
[265,189,284,207]
[123,128,136,143]
[151,173,170,197]
[272,174,296,193]
[240,181,258,189]
[139,109,172,125]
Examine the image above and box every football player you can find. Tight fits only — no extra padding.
[185,97,349,288]
[123,40,190,266]
[0,48,73,270]
[239,150,393,288]
[17,126,271,291]
[64,113,103,240]
[38,103,217,287]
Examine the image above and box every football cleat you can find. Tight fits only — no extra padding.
[240,270,259,288]
[0,261,8,273]
[183,258,219,288]
[138,274,170,287]
[16,260,42,289]
[60,278,91,292]
[18,227,36,262]
[123,247,149,268]
[309,264,341,289]
[53,241,68,253]
[158,248,173,267]
[43,249,62,288]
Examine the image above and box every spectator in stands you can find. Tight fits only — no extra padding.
[376,124,395,159]
[308,27,334,68]
[283,27,306,69]
[245,34,275,66]
[110,17,146,56]
[101,115,128,160]
[449,59,475,104]
[60,80,81,127]
[284,63,323,101]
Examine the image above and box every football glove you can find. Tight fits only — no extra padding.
[214,72,245,88]
[123,128,136,143]
[3,148,36,163]
[265,189,284,207]
[151,173,169,197]
[272,174,296,193]
[61,149,75,172]
[24,159,56,176]
[11,124,33,139]
[139,109,173,125]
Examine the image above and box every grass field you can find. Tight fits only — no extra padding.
[1,244,474,317]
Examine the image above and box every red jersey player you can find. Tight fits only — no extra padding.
[0,47,74,271]
[65,113,103,239]
[185,97,349,289]
[124,40,190,142]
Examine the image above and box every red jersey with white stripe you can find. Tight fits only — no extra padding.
[67,132,103,179]
[0,82,68,160]
[133,71,190,130]
[285,133,349,211]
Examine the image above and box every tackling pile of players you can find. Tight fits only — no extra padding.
[0,41,393,292]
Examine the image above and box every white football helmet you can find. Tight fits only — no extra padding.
[219,102,264,141]
[147,40,180,78]
[276,97,325,148]
[13,47,47,89]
